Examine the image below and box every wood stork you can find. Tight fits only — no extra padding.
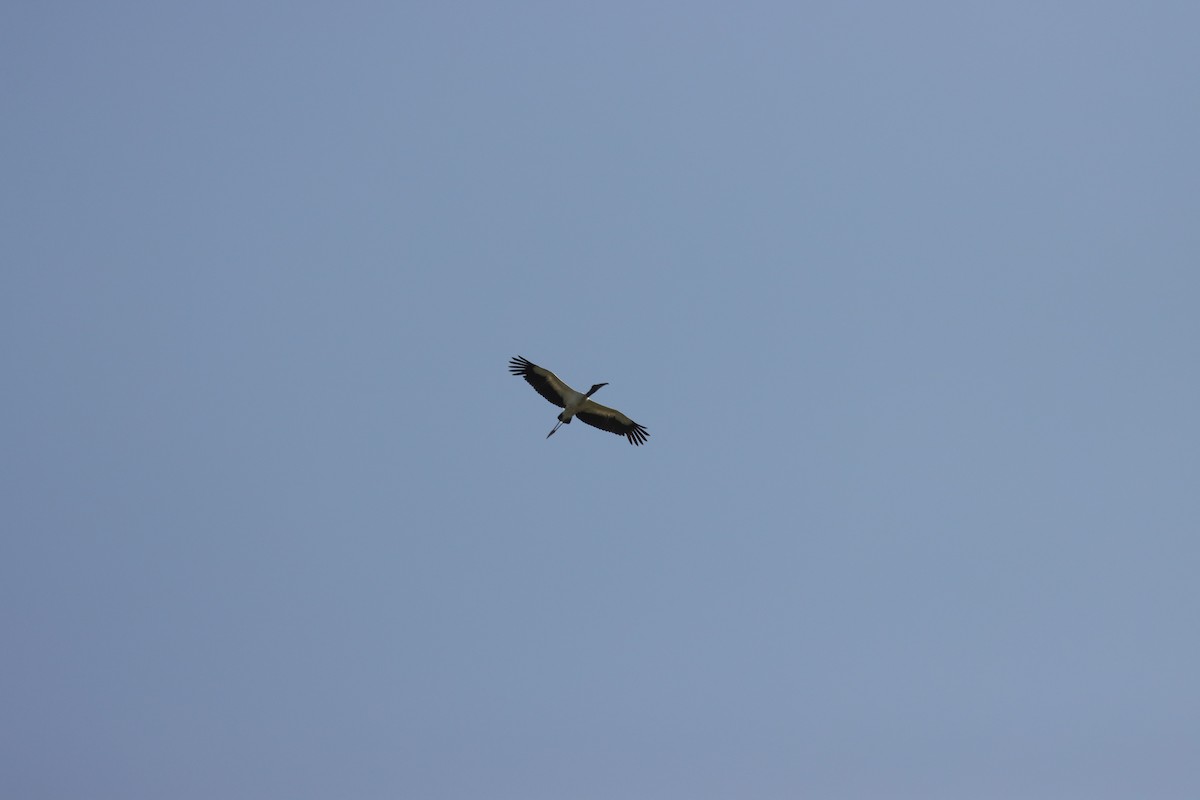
[509,356,649,446]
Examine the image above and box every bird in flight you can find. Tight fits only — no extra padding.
[509,356,649,446]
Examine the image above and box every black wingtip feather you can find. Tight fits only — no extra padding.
[508,355,533,376]
[626,424,650,446]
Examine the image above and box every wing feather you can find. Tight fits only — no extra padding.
[576,401,650,446]
[509,356,568,408]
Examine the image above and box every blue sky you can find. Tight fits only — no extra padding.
[4,3,1198,798]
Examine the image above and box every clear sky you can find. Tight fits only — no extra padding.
[4,3,1198,798]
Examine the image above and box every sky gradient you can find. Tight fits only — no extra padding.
[4,3,1199,798]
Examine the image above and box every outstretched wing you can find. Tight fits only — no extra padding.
[509,355,569,408]
[576,399,650,446]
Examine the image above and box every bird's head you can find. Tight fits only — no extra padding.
[586,382,608,397]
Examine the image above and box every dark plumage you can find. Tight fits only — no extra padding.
[509,355,650,446]
[509,355,566,408]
